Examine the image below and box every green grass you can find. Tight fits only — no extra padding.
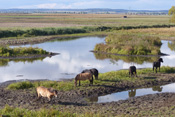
[7,66,175,91]
[0,46,49,57]
[94,33,162,55]
[0,105,74,117]
[0,105,102,117]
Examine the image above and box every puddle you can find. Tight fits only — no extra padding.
[87,83,175,103]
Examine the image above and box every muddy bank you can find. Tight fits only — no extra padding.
[1,73,175,116]
[0,34,106,46]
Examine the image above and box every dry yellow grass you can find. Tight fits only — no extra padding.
[0,13,171,29]
[124,27,175,37]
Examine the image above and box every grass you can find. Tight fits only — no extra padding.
[0,105,74,117]
[0,13,174,39]
[94,33,162,55]
[0,46,49,57]
[116,27,175,38]
[0,14,171,29]
[7,66,175,91]
[0,105,102,117]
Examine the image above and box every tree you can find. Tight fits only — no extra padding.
[169,6,175,15]
[169,6,175,23]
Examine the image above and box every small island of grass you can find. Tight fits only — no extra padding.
[0,46,54,58]
[94,33,162,55]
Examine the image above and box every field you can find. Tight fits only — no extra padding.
[0,13,171,29]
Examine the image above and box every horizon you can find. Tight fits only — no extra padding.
[0,0,173,10]
[0,8,169,11]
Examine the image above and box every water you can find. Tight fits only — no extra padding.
[88,83,175,103]
[0,37,175,83]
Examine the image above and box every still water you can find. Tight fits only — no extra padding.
[0,37,175,83]
[88,83,175,103]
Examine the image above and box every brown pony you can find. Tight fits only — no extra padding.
[74,72,93,87]
[36,86,57,101]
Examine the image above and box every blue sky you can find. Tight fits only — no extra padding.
[0,0,174,10]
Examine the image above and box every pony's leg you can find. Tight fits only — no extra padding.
[74,80,77,87]
[159,67,160,72]
[91,76,93,85]
[156,67,157,73]
[135,71,137,77]
[79,80,81,86]
[37,93,40,98]
[153,66,154,72]
[95,75,98,80]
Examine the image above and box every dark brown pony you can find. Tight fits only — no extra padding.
[74,72,93,87]
[153,58,163,73]
[82,68,99,80]
[129,66,137,77]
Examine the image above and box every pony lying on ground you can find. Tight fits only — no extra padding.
[153,58,163,73]
[74,72,93,87]
[36,86,57,101]
[129,66,137,77]
[82,68,99,80]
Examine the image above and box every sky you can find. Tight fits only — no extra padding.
[0,0,174,10]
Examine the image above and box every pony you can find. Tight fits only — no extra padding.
[82,68,99,80]
[129,66,137,77]
[153,58,163,73]
[36,86,57,101]
[74,72,93,87]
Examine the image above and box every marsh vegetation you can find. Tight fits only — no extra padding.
[94,33,162,55]
[0,46,49,57]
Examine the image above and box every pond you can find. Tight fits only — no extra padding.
[87,82,175,103]
[0,37,175,83]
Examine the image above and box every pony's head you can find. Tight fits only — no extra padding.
[159,58,163,63]
[74,74,79,87]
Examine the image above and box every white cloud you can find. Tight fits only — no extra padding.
[36,3,57,9]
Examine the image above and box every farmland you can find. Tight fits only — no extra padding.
[0,14,171,29]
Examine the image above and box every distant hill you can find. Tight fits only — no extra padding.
[0,8,168,15]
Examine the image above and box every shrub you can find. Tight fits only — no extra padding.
[7,81,34,90]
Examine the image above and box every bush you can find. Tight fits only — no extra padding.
[7,81,34,90]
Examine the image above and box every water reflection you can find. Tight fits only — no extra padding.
[94,53,159,64]
[0,57,46,67]
[0,37,175,83]
[88,83,169,103]
[128,89,136,97]
[152,86,163,92]
[168,41,175,52]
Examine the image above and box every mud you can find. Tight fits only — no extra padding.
[1,73,175,116]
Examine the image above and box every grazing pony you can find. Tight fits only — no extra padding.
[82,68,99,80]
[74,72,93,87]
[129,66,137,77]
[153,58,163,73]
[36,86,57,101]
